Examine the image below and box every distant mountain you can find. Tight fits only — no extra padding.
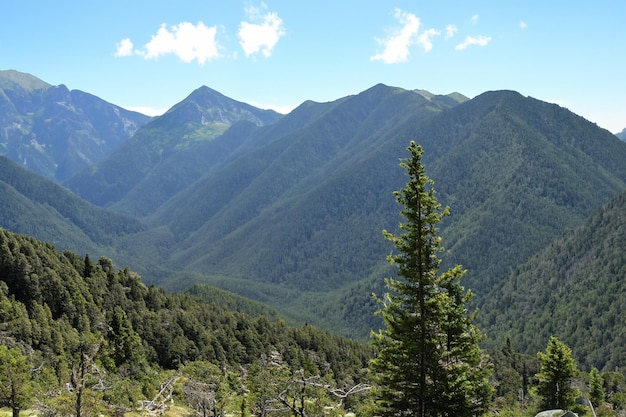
[5,78,626,351]
[65,86,283,212]
[139,87,626,338]
[416,91,626,294]
[0,69,150,182]
[479,190,626,372]
[150,84,459,280]
[0,154,145,256]
[617,127,626,141]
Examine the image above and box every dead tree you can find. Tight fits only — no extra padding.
[140,374,180,416]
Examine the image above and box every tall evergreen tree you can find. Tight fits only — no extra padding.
[370,141,493,417]
[589,367,605,408]
[536,336,579,411]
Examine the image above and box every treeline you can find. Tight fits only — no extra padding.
[1,227,625,416]
[0,228,372,415]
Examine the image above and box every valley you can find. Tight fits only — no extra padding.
[1,69,625,373]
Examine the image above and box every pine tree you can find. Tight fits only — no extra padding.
[370,141,493,417]
[535,336,579,411]
[589,367,605,408]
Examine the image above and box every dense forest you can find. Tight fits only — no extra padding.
[1,227,625,416]
[1,71,626,416]
[479,190,626,372]
[0,228,373,416]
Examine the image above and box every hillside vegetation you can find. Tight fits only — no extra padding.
[1,79,625,373]
[0,155,144,255]
[0,227,373,415]
[110,87,626,341]
[65,86,283,211]
[479,190,626,372]
[1,201,625,416]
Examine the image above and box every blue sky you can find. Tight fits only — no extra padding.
[2,1,624,132]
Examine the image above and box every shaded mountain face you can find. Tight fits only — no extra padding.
[413,90,626,294]
[0,154,145,257]
[478,190,626,372]
[617,127,626,141]
[65,85,283,211]
[0,69,150,182]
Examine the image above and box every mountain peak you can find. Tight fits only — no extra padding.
[0,69,50,91]
[155,85,282,128]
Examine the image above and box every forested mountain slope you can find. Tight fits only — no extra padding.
[2,80,625,344]
[0,155,144,255]
[478,190,626,373]
[133,88,626,338]
[65,86,283,212]
[149,84,458,281]
[415,90,626,295]
[0,70,150,182]
[0,227,374,414]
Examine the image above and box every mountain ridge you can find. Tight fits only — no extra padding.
[0,69,151,182]
[0,69,51,91]
[100,85,625,339]
[0,154,145,256]
[1,75,625,350]
[64,85,283,211]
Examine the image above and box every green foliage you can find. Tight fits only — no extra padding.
[3,79,626,383]
[535,336,580,411]
[370,142,493,417]
[124,85,626,350]
[0,345,32,416]
[0,227,374,414]
[479,190,626,372]
[0,155,145,256]
[489,339,540,409]
[589,367,605,407]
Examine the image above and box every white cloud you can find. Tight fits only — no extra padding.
[445,24,457,39]
[142,22,221,64]
[238,5,285,58]
[114,38,134,57]
[519,20,528,29]
[417,28,440,52]
[371,9,440,64]
[455,35,491,50]
[472,14,480,24]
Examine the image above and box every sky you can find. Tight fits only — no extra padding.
[1,1,624,133]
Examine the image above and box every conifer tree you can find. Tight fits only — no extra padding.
[589,367,605,408]
[536,336,579,411]
[370,141,493,417]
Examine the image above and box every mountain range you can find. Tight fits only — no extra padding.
[1,70,625,371]
[0,70,150,182]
